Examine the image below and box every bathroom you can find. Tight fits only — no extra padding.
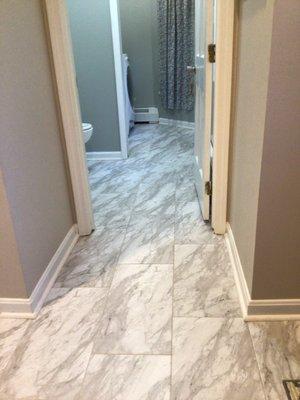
[66,0,195,162]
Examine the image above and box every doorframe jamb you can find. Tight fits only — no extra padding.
[43,0,94,236]
[109,0,128,159]
[212,0,235,234]
[43,0,128,236]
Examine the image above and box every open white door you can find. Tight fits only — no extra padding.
[193,0,214,221]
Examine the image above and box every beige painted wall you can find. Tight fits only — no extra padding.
[0,0,74,297]
[252,0,300,300]
[227,0,275,292]
[0,171,27,298]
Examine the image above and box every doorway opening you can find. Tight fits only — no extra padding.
[44,0,234,239]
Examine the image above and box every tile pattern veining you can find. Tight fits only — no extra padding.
[0,124,299,399]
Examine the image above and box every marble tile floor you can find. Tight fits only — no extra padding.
[0,124,299,399]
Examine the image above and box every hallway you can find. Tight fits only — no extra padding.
[0,124,299,399]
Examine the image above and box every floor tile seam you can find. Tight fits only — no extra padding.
[173,242,223,248]
[172,316,245,321]
[246,322,269,400]
[89,246,123,360]
[69,279,116,397]
[89,352,172,357]
[115,263,173,267]
[173,240,223,246]
[170,234,176,400]
[0,319,33,378]
[114,185,141,265]
[88,182,153,359]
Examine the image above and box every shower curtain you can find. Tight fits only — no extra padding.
[157,0,195,111]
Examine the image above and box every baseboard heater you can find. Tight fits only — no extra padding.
[134,107,159,123]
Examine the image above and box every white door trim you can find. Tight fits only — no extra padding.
[43,0,235,238]
[109,0,128,159]
[43,0,94,236]
[43,0,128,236]
[211,1,235,234]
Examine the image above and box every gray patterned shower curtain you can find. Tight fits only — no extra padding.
[157,0,195,111]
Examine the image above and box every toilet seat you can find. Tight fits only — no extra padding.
[82,123,92,131]
[82,123,93,144]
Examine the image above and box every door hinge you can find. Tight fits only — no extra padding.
[208,44,216,63]
[205,181,212,196]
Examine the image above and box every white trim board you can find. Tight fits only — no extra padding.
[211,1,235,235]
[0,225,78,319]
[86,151,123,161]
[109,0,128,159]
[43,0,94,236]
[159,118,195,130]
[225,223,300,321]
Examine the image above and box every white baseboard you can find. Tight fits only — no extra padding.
[225,223,250,318]
[225,223,300,321]
[86,151,123,161]
[0,225,79,319]
[159,118,195,130]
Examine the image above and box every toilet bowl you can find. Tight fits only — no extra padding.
[82,123,93,144]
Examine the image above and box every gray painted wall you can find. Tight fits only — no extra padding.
[120,0,156,108]
[0,0,74,297]
[227,0,275,293]
[252,0,300,300]
[120,0,195,123]
[67,0,121,152]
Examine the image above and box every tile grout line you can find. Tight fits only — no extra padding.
[246,322,268,400]
[170,196,176,399]
[77,181,142,392]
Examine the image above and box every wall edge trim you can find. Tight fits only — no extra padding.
[0,224,79,319]
[225,223,300,321]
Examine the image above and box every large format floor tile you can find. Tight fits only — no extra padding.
[91,191,136,228]
[174,244,241,317]
[249,321,300,400]
[76,355,171,400]
[0,288,107,400]
[94,264,173,355]
[55,226,125,288]
[133,182,176,217]
[118,213,175,264]
[0,319,29,374]
[172,317,265,400]
[1,124,293,400]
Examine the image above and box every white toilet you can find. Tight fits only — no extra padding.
[82,123,93,144]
